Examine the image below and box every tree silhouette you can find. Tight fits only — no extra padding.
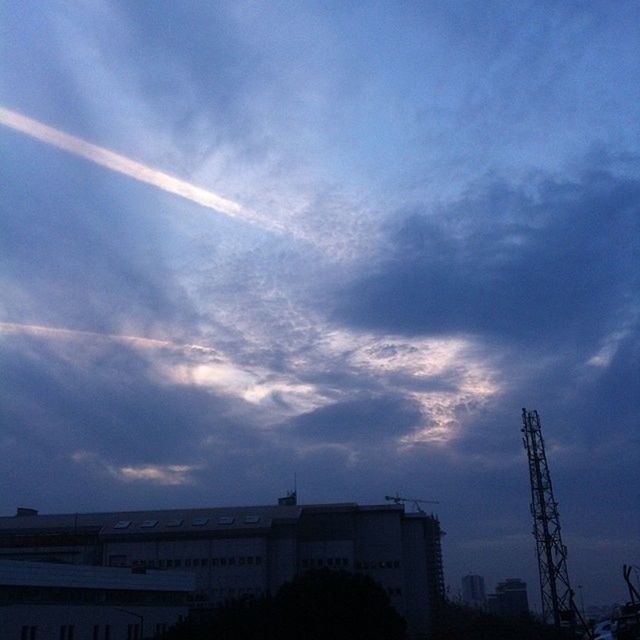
[165,569,408,640]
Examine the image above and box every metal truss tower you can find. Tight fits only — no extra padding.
[521,408,577,630]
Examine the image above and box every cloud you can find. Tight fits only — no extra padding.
[0,106,282,232]
[336,167,640,348]
[110,463,201,486]
[285,395,423,445]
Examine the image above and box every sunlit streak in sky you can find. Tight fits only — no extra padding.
[0,321,221,355]
[0,106,283,232]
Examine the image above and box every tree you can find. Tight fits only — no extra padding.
[273,569,408,640]
[164,569,408,640]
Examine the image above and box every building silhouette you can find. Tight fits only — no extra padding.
[0,499,445,638]
[488,578,529,617]
[462,574,486,609]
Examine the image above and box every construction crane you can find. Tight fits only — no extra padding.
[521,408,591,637]
[385,493,439,513]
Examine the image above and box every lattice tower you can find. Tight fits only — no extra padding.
[521,408,576,629]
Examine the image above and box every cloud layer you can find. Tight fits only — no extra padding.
[1,0,639,609]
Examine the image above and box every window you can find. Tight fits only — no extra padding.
[218,516,234,525]
[113,520,131,529]
[30,628,37,640]
[166,519,183,527]
[108,554,127,567]
[105,626,111,640]
[201,558,208,566]
[93,626,100,640]
[255,556,262,565]
[247,556,254,565]
[193,558,200,566]
[243,515,260,524]
[21,627,29,640]
[126,624,139,640]
[166,559,173,567]
[185,558,191,567]
[141,519,158,528]
[192,517,208,526]
[175,559,181,568]
[239,556,245,565]
[228,556,235,565]
[59,626,74,640]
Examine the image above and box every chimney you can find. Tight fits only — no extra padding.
[16,507,38,517]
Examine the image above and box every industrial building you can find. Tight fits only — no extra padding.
[0,499,445,638]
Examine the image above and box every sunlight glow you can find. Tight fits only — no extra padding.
[322,330,501,445]
[112,463,199,485]
[0,321,222,355]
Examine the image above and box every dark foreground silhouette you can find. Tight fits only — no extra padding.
[165,569,408,640]
[431,603,575,640]
[165,570,572,640]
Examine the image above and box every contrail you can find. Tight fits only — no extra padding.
[0,106,282,232]
[0,321,221,356]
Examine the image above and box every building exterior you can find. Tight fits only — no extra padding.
[488,578,529,618]
[0,501,445,638]
[461,574,486,609]
[0,559,194,639]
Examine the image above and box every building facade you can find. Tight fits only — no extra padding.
[0,501,445,638]
[488,578,529,618]
[0,559,194,639]
[461,574,486,609]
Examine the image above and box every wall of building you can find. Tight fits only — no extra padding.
[0,503,444,639]
[1,603,188,640]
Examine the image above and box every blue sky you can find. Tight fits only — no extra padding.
[1,1,639,609]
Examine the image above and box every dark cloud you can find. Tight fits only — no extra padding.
[285,395,423,445]
[0,339,225,463]
[336,168,639,348]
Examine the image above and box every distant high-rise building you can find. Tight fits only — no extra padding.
[488,578,529,617]
[462,574,486,609]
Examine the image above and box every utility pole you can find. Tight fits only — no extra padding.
[521,408,580,632]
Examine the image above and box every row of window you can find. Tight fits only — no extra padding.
[113,514,261,529]
[20,622,170,640]
[301,557,349,568]
[355,560,401,570]
[22,625,77,640]
[131,555,264,569]
[299,558,401,570]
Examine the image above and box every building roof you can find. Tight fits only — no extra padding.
[0,505,302,536]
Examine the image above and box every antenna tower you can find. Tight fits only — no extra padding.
[521,408,577,630]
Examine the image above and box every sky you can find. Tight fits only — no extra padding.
[1,0,638,611]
